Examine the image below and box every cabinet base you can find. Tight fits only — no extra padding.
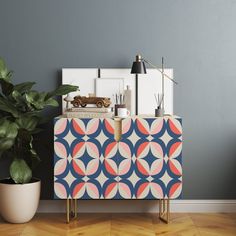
[65,198,170,224]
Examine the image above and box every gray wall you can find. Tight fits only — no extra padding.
[0,0,236,199]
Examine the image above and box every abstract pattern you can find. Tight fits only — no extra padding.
[54,116,182,200]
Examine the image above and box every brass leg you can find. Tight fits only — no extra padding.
[66,199,78,223]
[66,199,70,224]
[70,198,75,218]
[74,199,77,218]
[167,199,170,222]
[159,198,170,224]
[159,199,162,218]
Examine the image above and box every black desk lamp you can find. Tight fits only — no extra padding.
[131,54,177,115]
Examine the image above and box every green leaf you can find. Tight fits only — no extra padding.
[0,60,8,79]
[0,118,18,139]
[25,90,40,103]
[0,139,15,153]
[11,90,25,104]
[0,97,19,117]
[25,91,49,110]
[14,82,36,93]
[0,79,14,96]
[46,84,78,99]
[6,71,13,80]
[15,114,39,132]
[25,90,60,109]
[0,118,18,155]
[11,90,28,111]
[10,159,32,184]
[0,58,12,82]
[44,97,59,107]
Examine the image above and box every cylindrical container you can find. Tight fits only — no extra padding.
[124,85,132,114]
[114,104,126,116]
[155,108,164,117]
[117,108,130,118]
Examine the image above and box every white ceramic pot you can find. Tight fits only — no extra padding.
[0,178,41,223]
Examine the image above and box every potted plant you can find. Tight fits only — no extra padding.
[0,58,78,223]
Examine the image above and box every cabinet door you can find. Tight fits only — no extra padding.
[118,117,182,200]
[54,118,71,199]
[69,118,103,199]
[54,118,119,199]
[118,117,165,199]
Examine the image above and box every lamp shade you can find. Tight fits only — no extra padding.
[131,61,146,74]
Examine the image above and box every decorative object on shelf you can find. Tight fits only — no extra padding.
[117,107,130,118]
[64,94,74,110]
[131,54,177,115]
[96,78,124,107]
[0,58,78,223]
[113,92,127,116]
[154,93,164,117]
[124,85,132,114]
[114,104,126,116]
[54,116,182,223]
[71,95,111,108]
[113,92,125,105]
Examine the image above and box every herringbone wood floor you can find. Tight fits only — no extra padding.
[0,213,236,236]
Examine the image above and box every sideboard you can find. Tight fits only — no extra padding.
[54,115,182,223]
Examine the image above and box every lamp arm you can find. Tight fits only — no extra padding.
[142,58,178,85]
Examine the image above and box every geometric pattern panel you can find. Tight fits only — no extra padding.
[54,118,118,199]
[54,116,182,200]
[119,117,182,199]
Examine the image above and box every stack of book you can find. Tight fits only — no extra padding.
[65,107,113,118]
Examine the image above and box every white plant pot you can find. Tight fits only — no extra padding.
[0,178,41,223]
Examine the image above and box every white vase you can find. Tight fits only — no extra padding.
[0,178,41,223]
[124,85,132,114]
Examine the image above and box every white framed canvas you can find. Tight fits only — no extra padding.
[95,78,124,107]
